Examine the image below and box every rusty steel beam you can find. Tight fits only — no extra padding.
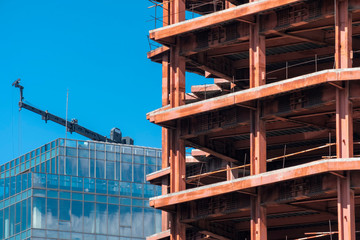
[149,158,360,209]
[176,0,334,56]
[185,139,238,163]
[234,129,330,149]
[150,0,306,42]
[147,167,171,183]
[181,175,339,225]
[147,68,360,124]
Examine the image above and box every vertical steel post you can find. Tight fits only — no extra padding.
[249,10,267,240]
[335,0,355,239]
[169,1,186,240]
[161,0,171,231]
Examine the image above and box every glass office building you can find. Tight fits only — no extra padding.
[0,138,162,240]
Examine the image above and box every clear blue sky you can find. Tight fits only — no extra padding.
[0,0,210,165]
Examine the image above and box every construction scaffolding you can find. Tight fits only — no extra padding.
[146,0,360,239]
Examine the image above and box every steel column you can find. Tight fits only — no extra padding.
[161,0,171,229]
[335,0,355,239]
[249,15,266,175]
[251,189,267,240]
[337,174,356,240]
[169,1,186,240]
[161,52,170,231]
[249,10,267,240]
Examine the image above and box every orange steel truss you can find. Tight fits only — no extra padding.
[146,0,360,239]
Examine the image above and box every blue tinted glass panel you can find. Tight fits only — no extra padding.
[47,174,58,189]
[132,183,143,198]
[106,152,115,161]
[120,182,131,196]
[71,177,83,192]
[59,191,71,199]
[116,162,120,180]
[51,158,56,174]
[121,163,132,182]
[132,199,143,207]
[96,203,107,234]
[27,198,31,229]
[71,200,83,232]
[33,173,46,188]
[108,204,119,235]
[33,189,46,197]
[84,202,95,234]
[59,200,70,221]
[59,156,65,174]
[72,193,83,201]
[10,205,14,236]
[146,165,156,175]
[108,181,119,195]
[84,193,95,202]
[132,207,143,237]
[46,198,58,230]
[120,206,131,226]
[108,196,119,205]
[133,164,144,183]
[144,184,155,199]
[134,155,144,164]
[96,179,107,194]
[65,157,77,175]
[122,154,132,163]
[146,156,156,165]
[33,197,46,229]
[59,176,71,190]
[84,178,95,193]
[65,147,77,156]
[4,207,8,238]
[106,161,115,180]
[47,190,58,198]
[144,208,155,237]
[78,141,89,149]
[120,197,131,205]
[16,175,21,194]
[15,202,21,225]
[97,195,107,203]
[96,160,105,179]
[0,179,4,200]
[78,149,89,158]
[0,210,3,239]
[96,151,105,160]
[10,177,16,195]
[78,158,89,177]
[21,201,26,231]
[96,143,105,151]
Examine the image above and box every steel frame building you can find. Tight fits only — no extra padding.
[146,0,360,239]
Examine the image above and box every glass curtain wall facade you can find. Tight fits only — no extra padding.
[0,138,162,240]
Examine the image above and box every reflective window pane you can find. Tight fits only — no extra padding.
[71,200,83,232]
[96,203,107,234]
[32,197,46,229]
[84,202,95,234]
[46,198,58,230]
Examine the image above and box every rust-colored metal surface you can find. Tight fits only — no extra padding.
[146,0,360,239]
